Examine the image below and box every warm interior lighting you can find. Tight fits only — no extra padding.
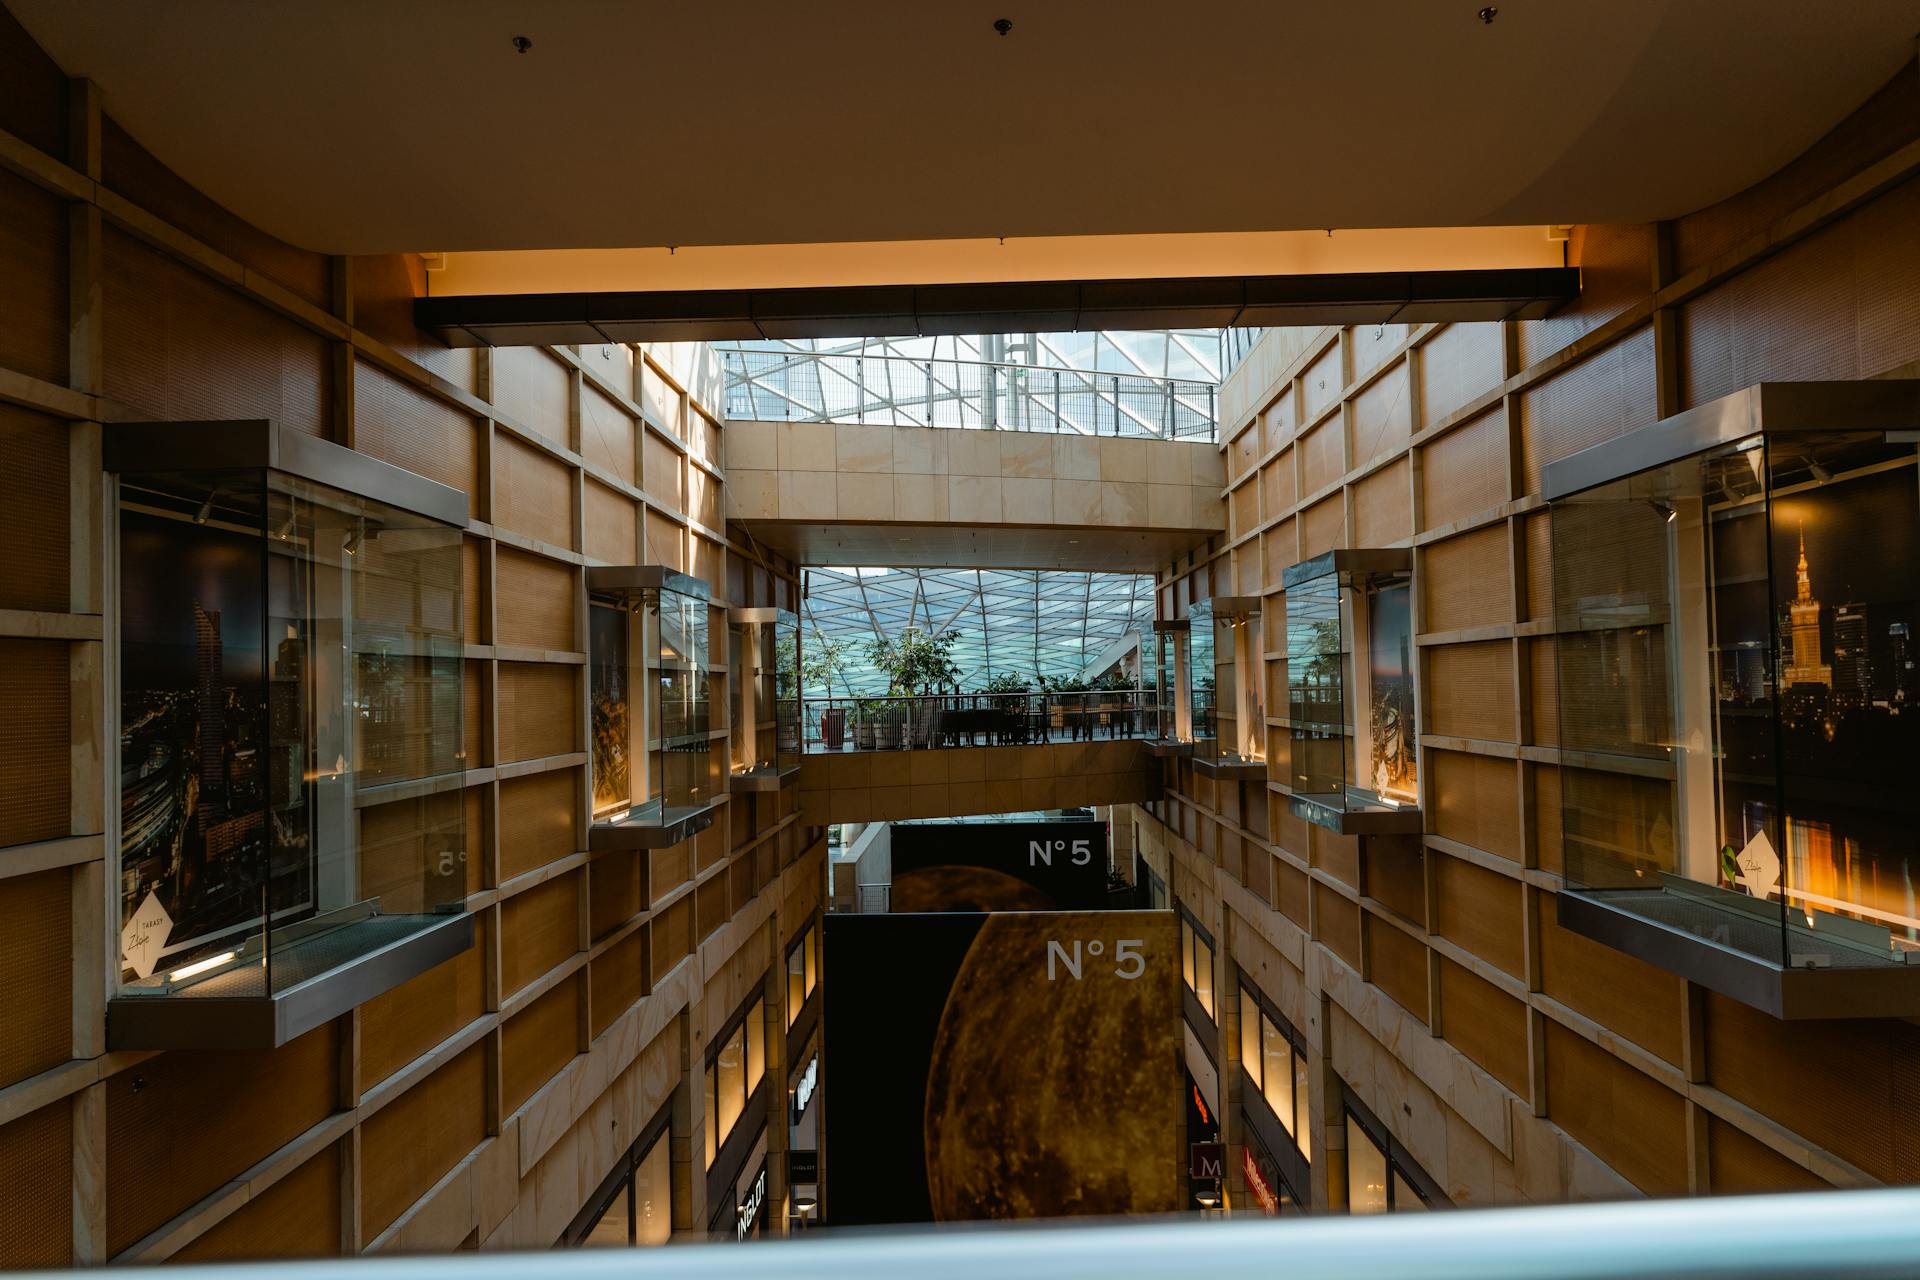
[169,951,236,983]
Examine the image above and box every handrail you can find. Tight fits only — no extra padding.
[803,690,1160,751]
[720,348,1219,440]
[76,1187,1920,1280]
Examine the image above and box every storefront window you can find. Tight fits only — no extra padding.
[787,925,818,1028]
[708,994,768,1167]
[1345,1111,1389,1214]
[1181,911,1215,1019]
[568,1119,674,1249]
[1342,1086,1440,1212]
[1293,1053,1311,1159]
[1261,1014,1293,1134]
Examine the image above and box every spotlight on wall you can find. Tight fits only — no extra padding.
[343,523,364,556]
[193,488,219,525]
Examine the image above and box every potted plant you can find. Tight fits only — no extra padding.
[867,627,963,748]
[804,631,857,749]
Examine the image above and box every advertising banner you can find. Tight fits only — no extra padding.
[824,908,1180,1224]
[888,817,1110,912]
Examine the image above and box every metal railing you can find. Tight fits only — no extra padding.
[82,1186,1920,1279]
[721,348,1219,440]
[803,690,1158,752]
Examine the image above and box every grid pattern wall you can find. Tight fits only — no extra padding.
[1148,70,1920,1215]
[0,13,824,1265]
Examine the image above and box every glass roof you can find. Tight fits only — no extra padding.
[802,566,1154,695]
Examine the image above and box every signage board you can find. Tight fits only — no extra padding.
[888,818,1110,912]
[789,1149,819,1185]
[1190,1141,1225,1180]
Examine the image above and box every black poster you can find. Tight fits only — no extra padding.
[823,909,1180,1225]
[889,817,1110,912]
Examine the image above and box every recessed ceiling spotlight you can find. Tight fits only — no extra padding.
[1477,6,1496,23]
[993,18,1013,36]
[511,35,533,53]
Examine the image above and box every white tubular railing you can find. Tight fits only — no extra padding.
[54,1187,1920,1280]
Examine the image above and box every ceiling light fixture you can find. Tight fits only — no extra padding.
[993,17,1013,35]
[511,35,532,53]
[1477,6,1497,23]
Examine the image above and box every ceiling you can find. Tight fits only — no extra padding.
[9,1,1916,258]
[738,521,1210,574]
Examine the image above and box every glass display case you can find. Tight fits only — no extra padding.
[588,566,722,848]
[1147,619,1191,756]
[107,420,474,1049]
[1189,596,1266,780]
[728,607,800,791]
[1282,550,1420,834]
[1544,381,1920,1017]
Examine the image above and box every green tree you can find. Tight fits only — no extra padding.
[802,631,857,699]
[867,627,963,696]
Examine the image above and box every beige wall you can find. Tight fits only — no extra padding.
[0,12,822,1265]
[1155,65,1920,1215]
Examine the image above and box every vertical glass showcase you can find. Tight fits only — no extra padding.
[107,420,473,1049]
[1282,550,1419,834]
[1147,619,1191,755]
[1188,597,1265,779]
[1544,381,1920,1017]
[588,567,721,848]
[728,607,800,791]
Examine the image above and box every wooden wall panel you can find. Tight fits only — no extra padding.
[101,230,326,438]
[1437,957,1528,1095]
[0,168,65,388]
[493,547,576,654]
[492,432,575,552]
[354,361,479,519]
[1521,511,1554,624]
[1425,641,1516,743]
[1535,894,1685,1066]
[1417,323,1503,427]
[1299,342,1342,422]
[1427,750,1521,862]
[0,639,69,848]
[588,849,643,941]
[1706,1115,1828,1194]
[639,363,684,439]
[579,382,635,486]
[1313,828,1359,891]
[1365,917,1428,1022]
[0,1101,70,1268]
[583,480,637,565]
[589,927,648,1040]
[358,787,479,911]
[1704,994,1920,1184]
[1518,223,1654,366]
[650,894,692,985]
[1352,456,1411,547]
[1363,839,1426,927]
[172,1143,342,1263]
[502,976,581,1114]
[360,914,488,1088]
[491,347,569,444]
[1313,881,1361,972]
[1516,326,1658,498]
[0,866,68,1089]
[1544,1019,1687,1196]
[0,404,67,614]
[644,509,684,572]
[1259,449,1294,522]
[461,537,486,644]
[643,430,684,513]
[1432,851,1524,977]
[501,872,581,998]
[1262,519,1296,588]
[1350,324,1410,381]
[1351,362,1412,469]
[1298,419,1343,498]
[1299,494,1344,561]
[360,1042,487,1239]
[350,254,475,389]
[496,664,579,762]
[0,8,69,158]
[1421,525,1510,634]
[1527,637,1558,747]
[1276,859,1309,929]
[1262,387,1295,451]
[462,659,487,767]
[105,1024,341,1255]
[1419,409,1505,532]
[499,769,578,883]
[1531,764,1564,876]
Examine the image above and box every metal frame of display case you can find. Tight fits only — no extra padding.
[586,565,723,849]
[1280,549,1422,836]
[1147,618,1193,758]
[104,419,475,1050]
[1189,597,1267,780]
[727,606,801,792]
[1543,380,1920,1019]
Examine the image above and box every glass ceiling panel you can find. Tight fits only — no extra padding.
[801,566,1154,696]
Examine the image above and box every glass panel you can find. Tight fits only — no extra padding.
[591,603,633,818]
[650,586,713,817]
[1360,576,1416,804]
[1238,987,1262,1090]
[804,925,817,996]
[1345,1112,1388,1214]
[1287,570,1348,801]
[774,612,800,774]
[704,1061,717,1168]
[1181,917,1196,991]
[1189,601,1217,752]
[117,466,465,999]
[1193,930,1214,1017]
[745,999,766,1094]
[1391,1169,1428,1211]
[1153,629,1176,739]
[787,938,806,1028]
[1261,1015,1294,1134]
[1294,1052,1311,1160]
[634,1134,673,1246]
[581,1175,633,1247]
[715,1025,745,1149]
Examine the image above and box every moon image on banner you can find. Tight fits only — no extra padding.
[922,911,1180,1220]
[891,865,1055,914]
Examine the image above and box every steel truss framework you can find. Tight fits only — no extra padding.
[802,566,1154,696]
[721,331,1236,440]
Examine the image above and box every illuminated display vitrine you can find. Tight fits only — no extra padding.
[1189,597,1264,780]
[1282,550,1419,835]
[1146,619,1191,756]
[1545,381,1920,1017]
[588,567,722,848]
[729,607,800,791]
[107,420,473,1048]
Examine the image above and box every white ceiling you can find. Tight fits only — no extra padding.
[8,0,1917,257]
